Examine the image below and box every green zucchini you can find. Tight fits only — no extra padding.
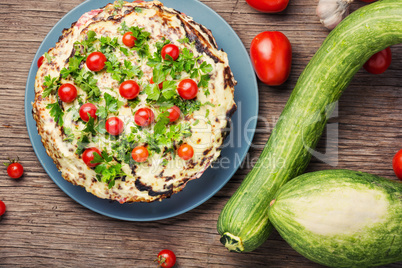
[217,0,402,252]
[268,169,402,267]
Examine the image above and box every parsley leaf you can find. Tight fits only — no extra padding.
[46,102,64,126]
[177,37,190,44]
[144,84,160,101]
[154,111,170,135]
[82,116,96,136]
[161,81,177,99]
[42,75,60,98]
[93,150,126,189]
[75,135,90,155]
[63,127,74,142]
[44,52,53,63]
[96,93,123,118]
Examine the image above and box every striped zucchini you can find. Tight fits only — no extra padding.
[268,169,402,267]
[217,0,402,252]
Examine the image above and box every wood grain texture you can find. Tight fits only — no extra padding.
[0,0,401,267]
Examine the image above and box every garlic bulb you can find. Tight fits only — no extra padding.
[316,0,354,30]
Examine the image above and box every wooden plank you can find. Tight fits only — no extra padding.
[0,0,401,267]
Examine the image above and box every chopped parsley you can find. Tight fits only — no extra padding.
[46,102,64,126]
[44,52,53,63]
[92,151,126,188]
[96,93,124,118]
[42,75,60,98]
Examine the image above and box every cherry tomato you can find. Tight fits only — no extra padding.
[58,83,78,103]
[134,108,155,127]
[363,47,392,75]
[157,249,176,268]
[177,79,198,100]
[37,56,45,68]
[6,162,24,179]
[105,117,124,136]
[86,51,107,72]
[82,148,102,167]
[79,103,97,122]
[131,146,149,163]
[119,80,140,99]
[167,105,181,122]
[245,0,289,13]
[161,44,180,61]
[359,0,376,2]
[122,32,137,48]
[150,77,164,90]
[178,143,194,160]
[392,149,402,181]
[250,31,292,86]
[0,200,5,217]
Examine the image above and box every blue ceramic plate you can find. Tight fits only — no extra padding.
[25,0,258,221]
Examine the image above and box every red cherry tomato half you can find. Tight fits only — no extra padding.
[150,77,164,90]
[119,80,140,99]
[167,105,181,122]
[58,83,78,103]
[122,32,137,48]
[82,147,102,168]
[157,249,176,268]
[392,149,402,181]
[177,79,198,100]
[37,56,45,68]
[7,162,24,179]
[178,143,194,160]
[363,47,392,75]
[161,44,180,61]
[86,51,107,72]
[79,103,97,122]
[245,0,289,13]
[105,117,124,136]
[0,200,5,217]
[131,146,149,163]
[134,108,155,127]
[250,31,292,86]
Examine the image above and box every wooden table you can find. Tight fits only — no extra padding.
[0,0,401,267]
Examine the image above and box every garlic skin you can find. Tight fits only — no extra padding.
[316,0,354,30]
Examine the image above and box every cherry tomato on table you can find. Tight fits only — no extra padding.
[177,79,198,100]
[6,160,24,179]
[363,47,392,75]
[86,51,107,72]
[161,44,180,61]
[392,149,402,181]
[79,103,97,122]
[134,108,155,127]
[119,80,140,99]
[0,200,6,217]
[157,249,176,268]
[131,146,149,163]
[167,105,181,122]
[58,83,77,103]
[246,0,289,13]
[82,148,102,168]
[178,143,194,160]
[105,117,124,136]
[37,56,45,68]
[250,31,292,86]
[122,32,137,48]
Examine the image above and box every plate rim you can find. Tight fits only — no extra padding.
[24,0,259,221]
